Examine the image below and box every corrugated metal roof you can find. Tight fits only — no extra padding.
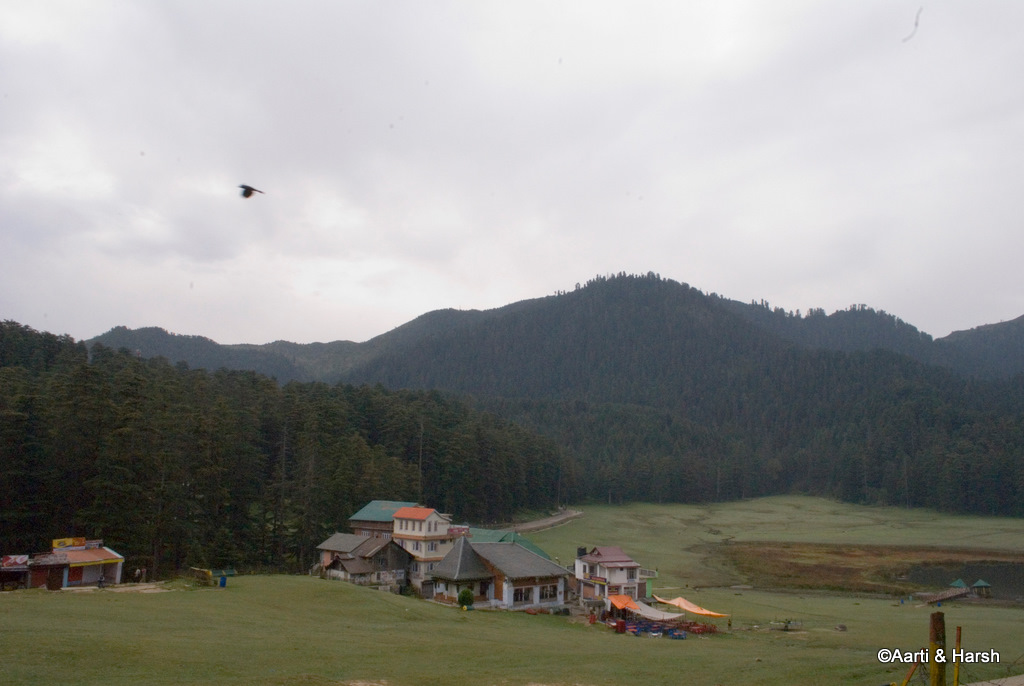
[466,528,551,560]
[352,536,396,558]
[29,552,69,566]
[329,557,374,575]
[31,548,123,567]
[65,548,123,567]
[347,500,418,523]
[579,546,640,567]
[317,533,370,552]
[471,542,570,580]
[392,506,436,521]
[431,537,491,581]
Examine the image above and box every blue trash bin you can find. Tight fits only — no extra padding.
[219,576,227,588]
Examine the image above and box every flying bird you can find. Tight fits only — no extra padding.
[902,6,923,42]
[239,184,264,198]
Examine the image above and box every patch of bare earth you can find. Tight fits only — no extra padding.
[107,582,170,593]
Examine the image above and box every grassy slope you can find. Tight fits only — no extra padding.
[3,496,1023,686]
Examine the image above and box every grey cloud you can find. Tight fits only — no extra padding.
[2,2,1023,343]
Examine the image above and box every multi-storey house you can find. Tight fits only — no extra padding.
[574,545,655,600]
[391,506,456,594]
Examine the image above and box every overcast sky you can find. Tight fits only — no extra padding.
[2,2,1023,345]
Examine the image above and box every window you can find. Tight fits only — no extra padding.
[540,584,558,601]
[428,541,437,552]
[513,587,530,603]
[627,568,636,580]
[413,541,421,552]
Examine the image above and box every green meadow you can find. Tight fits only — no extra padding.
[3,496,1023,686]
[531,495,1024,588]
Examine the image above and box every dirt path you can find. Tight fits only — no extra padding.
[62,582,170,593]
[507,508,583,533]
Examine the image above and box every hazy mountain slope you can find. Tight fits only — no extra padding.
[90,326,310,381]
[87,309,500,383]
[237,339,366,382]
[86,275,1024,383]
[341,275,789,403]
[936,314,1024,378]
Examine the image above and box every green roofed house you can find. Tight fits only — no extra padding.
[972,579,992,598]
[950,578,967,588]
[466,528,551,560]
[348,500,418,538]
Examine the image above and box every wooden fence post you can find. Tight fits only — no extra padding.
[930,611,946,686]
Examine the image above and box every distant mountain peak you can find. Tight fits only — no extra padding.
[86,274,1024,382]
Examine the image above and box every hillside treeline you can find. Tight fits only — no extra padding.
[343,274,1024,517]
[484,353,1024,515]
[0,321,561,576]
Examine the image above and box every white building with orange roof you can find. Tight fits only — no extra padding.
[27,538,124,589]
[390,506,457,594]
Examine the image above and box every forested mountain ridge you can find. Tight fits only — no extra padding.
[720,299,1024,379]
[342,276,787,401]
[0,320,562,575]
[89,276,1024,382]
[938,313,1024,378]
[90,308,501,385]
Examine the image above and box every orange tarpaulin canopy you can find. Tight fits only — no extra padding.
[654,595,729,617]
[608,594,640,610]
